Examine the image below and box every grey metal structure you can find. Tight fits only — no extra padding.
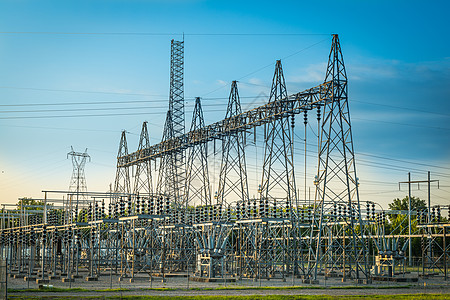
[306,34,369,282]
[1,35,448,287]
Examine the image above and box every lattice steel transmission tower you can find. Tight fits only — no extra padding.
[68,146,90,212]
[217,81,249,206]
[157,39,185,208]
[169,39,185,138]
[133,121,153,195]
[307,34,369,281]
[260,60,297,213]
[185,97,211,207]
[114,130,131,195]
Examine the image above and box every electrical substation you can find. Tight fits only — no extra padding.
[1,35,449,290]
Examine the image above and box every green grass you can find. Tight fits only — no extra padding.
[6,294,450,300]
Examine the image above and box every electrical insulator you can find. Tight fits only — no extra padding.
[42,226,47,242]
[88,204,93,221]
[203,206,207,223]
[159,196,163,215]
[265,198,269,218]
[437,206,441,222]
[95,202,99,221]
[236,202,241,220]
[209,206,212,221]
[120,197,125,216]
[127,196,132,215]
[141,197,146,214]
[136,196,140,215]
[165,197,170,214]
[259,198,265,218]
[148,196,153,215]
[273,200,277,218]
[431,207,436,223]
[303,110,308,125]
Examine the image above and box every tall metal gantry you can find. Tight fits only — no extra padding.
[133,121,153,196]
[160,39,186,208]
[114,131,131,195]
[306,34,368,281]
[217,81,250,207]
[260,60,297,214]
[186,97,211,207]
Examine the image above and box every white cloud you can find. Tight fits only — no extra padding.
[216,79,227,86]
[348,58,450,83]
[288,62,327,84]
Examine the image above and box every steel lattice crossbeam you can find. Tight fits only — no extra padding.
[118,81,331,168]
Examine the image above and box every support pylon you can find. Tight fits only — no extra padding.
[217,81,249,206]
[260,60,297,215]
[307,34,368,280]
[156,111,176,198]
[68,147,90,217]
[185,97,211,207]
[114,130,131,195]
[156,39,185,208]
[133,121,153,195]
[170,39,186,208]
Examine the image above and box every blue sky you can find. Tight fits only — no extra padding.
[0,0,449,208]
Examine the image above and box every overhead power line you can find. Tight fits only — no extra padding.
[0,31,330,36]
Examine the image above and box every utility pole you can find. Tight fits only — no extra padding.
[399,171,439,267]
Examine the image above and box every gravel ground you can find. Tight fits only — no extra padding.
[7,271,450,298]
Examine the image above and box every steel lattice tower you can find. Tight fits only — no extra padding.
[133,121,153,195]
[156,111,176,197]
[260,60,297,212]
[68,147,90,212]
[307,34,368,280]
[157,39,185,207]
[185,97,211,207]
[169,40,185,138]
[114,130,131,195]
[217,81,249,206]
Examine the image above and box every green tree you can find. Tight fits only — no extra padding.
[388,196,425,221]
[388,196,425,211]
[387,196,425,257]
[16,197,46,211]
